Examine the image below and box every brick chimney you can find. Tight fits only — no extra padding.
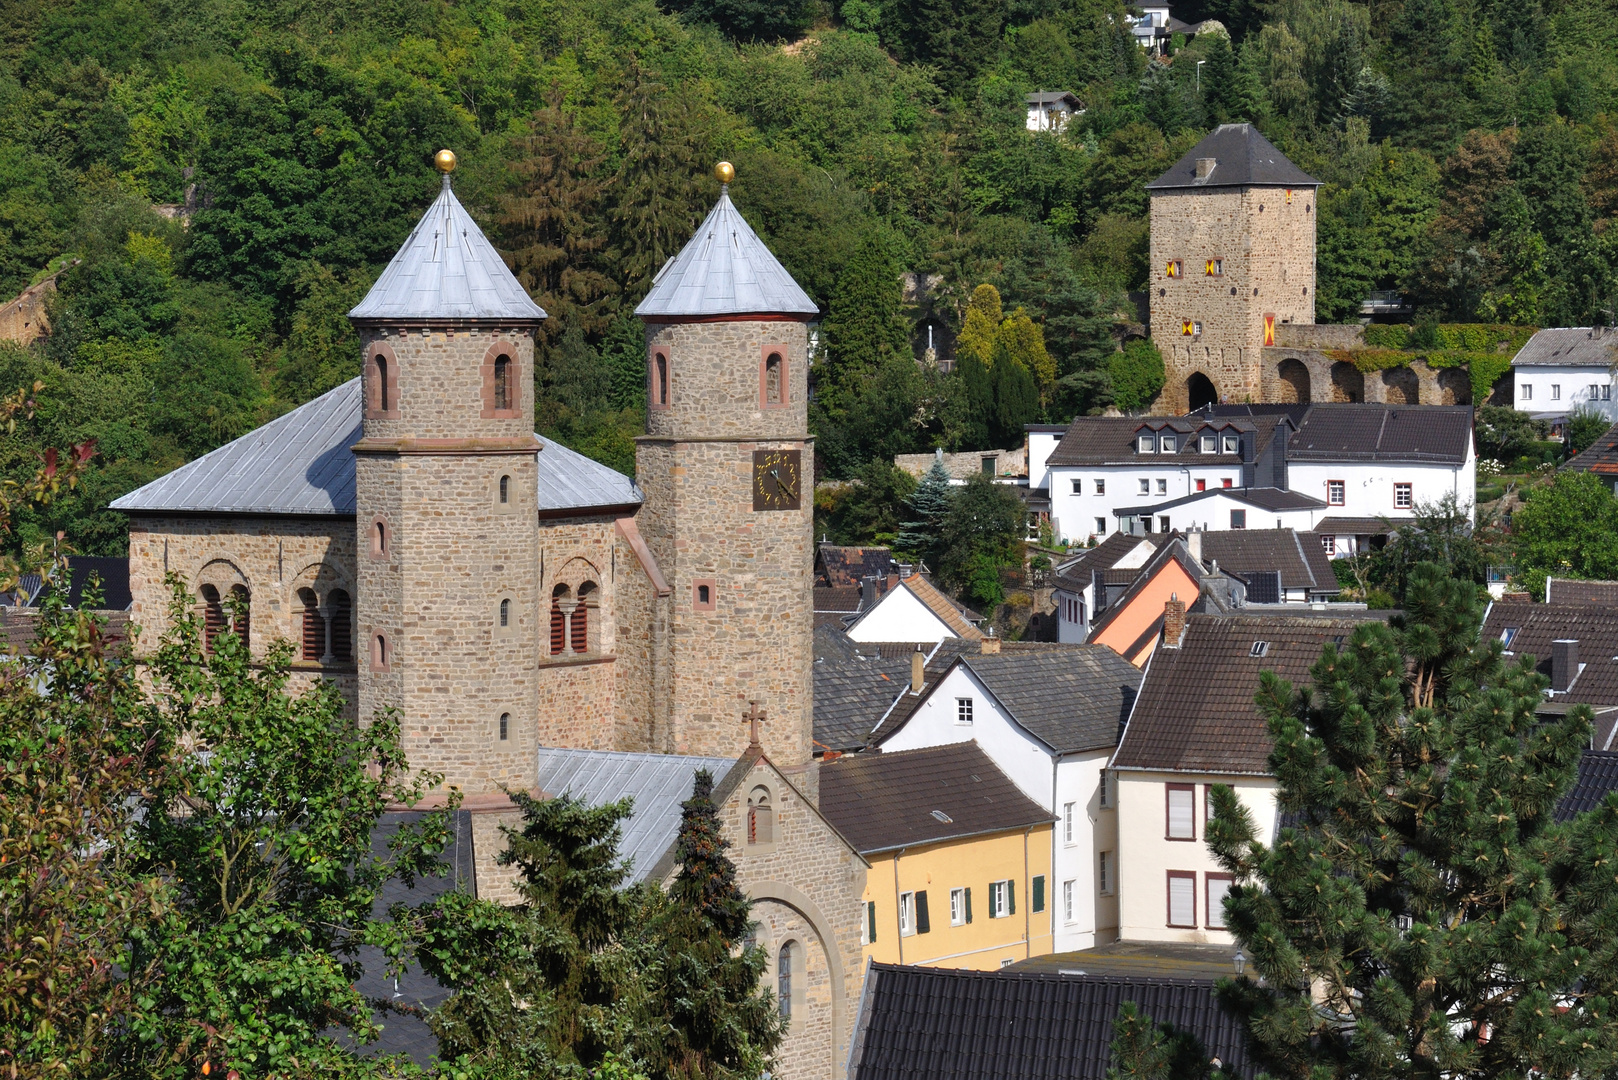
[1552,639,1580,692]
[980,628,1001,655]
[1163,592,1187,647]
[911,645,925,693]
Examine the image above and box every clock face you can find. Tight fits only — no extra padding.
[753,449,803,512]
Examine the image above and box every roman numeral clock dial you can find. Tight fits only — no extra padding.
[752,449,802,511]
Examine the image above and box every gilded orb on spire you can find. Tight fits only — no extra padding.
[714,161,735,185]
[434,149,458,174]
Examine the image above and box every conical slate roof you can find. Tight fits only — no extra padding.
[634,188,818,319]
[1146,123,1319,191]
[349,176,547,322]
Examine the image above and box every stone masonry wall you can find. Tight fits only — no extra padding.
[126,514,359,709]
[638,320,815,780]
[359,327,535,442]
[1150,185,1317,411]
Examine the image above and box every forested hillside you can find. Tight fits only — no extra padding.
[0,0,1615,557]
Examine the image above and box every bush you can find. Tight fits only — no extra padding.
[1106,339,1165,413]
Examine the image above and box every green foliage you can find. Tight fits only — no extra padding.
[1474,405,1549,463]
[818,459,919,545]
[1359,492,1491,604]
[895,457,954,564]
[1106,338,1166,413]
[1510,470,1618,597]
[936,473,1026,604]
[1106,1001,1232,1080]
[1205,564,1618,1080]
[1568,409,1610,454]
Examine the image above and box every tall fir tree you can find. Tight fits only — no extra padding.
[645,770,783,1080]
[954,284,1003,368]
[895,457,955,566]
[602,313,650,412]
[989,338,1039,447]
[1205,563,1618,1080]
[819,232,912,407]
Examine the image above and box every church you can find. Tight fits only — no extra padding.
[111,156,867,1080]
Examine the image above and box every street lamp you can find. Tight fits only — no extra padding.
[1197,60,1207,92]
[1233,950,1246,976]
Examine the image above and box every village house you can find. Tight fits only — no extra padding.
[1511,327,1618,427]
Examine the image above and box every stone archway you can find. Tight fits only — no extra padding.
[1187,372,1218,411]
[1382,366,1419,404]
[1277,358,1311,404]
[1438,367,1471,405]
[749,880,851,1080]
[1330,362,1364,403]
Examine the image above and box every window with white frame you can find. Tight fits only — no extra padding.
[1138,478,1150,494]
[1071,479,1082,494]
[1063,802,1075,844]
[1095,517,1106,535]
[1322,533,1336,557]
[950,887,967,926]
[1098,770,1112,808]
[1605,385,1612,401]
[1327,479,1345,505]
[1099,851,1114,895]
[1522,383,1533,400]
[956,697,973,725]
[1167,871,1196,927]
[1552,384,1562,400]
[899,891,915,936]
[1159,515,1172,533]
[1159,435,1176,453]
[1223,434,1239,453]
[1206,874,1234,929]
[1138,434,1154,453]
[1063,879,1075,922]
[1200,434,1216,453]
[1166,784,1195,840]
[989,879,1013,918]
[1592,384,1602,401]
[1394,483,1413,509]
[1156,478,1167,495]
[1095,479,1105,495]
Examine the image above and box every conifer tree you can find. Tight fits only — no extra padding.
[995,307,1055,393]
[820,231,912,409]
[602,314,650,411]
[895,457,955,566]
[989,339,1039,447]
[955,284,1003,368]
[645,770,783,1080]
[1205,563,1618,1080]
[611,63,711,302]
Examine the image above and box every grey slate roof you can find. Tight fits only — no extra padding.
[1512,327,1618,368]
[1199,529,1339,594]
[1044,414,1272,468]
[349,176,547,322]
[1558,750,1618,821]
[1287,404,1473,465]
[634,188,818,319]
[534,747,735,883]
[815,651,913,752]
[1114,486,1326,518]
[1146,122,1319,191]
[110,378,643,517]
[850,965,1255,1080]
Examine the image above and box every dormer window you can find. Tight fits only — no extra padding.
[1138,434,1155,453]
[1200,434,1216,453]
[1222,434,1239,454]
[1159,435,1176,453]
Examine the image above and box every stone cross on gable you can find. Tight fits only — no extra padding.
[743,700,767,748]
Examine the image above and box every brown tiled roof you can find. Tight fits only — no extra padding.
[1198,529,1339,594]
[1546,579,1618,605]
[1053,533,1161,592]
[1482,601,1618,712]
[1315,516,1397,536]
[815,585,863,613]
[1563,425,1618,477]
[1045,416,1271,468]
[820,742,1053,854]
[0,607,132,653]
[899,576,984,640]
[1286,404,1473,465]
[817,545,896,588]
[1112,613,1385,774]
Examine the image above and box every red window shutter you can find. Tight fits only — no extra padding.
[550,601,565,655]
[301,601,323,660]
[203,600,225,652]
[570,603,588,653]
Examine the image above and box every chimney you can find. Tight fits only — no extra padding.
[981,628,1001,655]
[1552,639,1580,693]
[911,646,925,694]
[1163,592,1187,646]
[1186,528,1202,565]
[1195,157,1217,179]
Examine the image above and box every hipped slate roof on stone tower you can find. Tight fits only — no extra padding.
[348,175,548,322]
[634,187,818,319]
[1146,123,1320,191]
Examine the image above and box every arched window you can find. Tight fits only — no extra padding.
[200,585,226,653]
[373,519,389,559]
[499,475,510,504]
[372,633,389,671]
[652,351,669,407]
[493,355,511,411]
[764,352,784,405]
[571,582,594,654]
[550,585,569,656]
[748,785,773,845]
[777,943,794,1020]
[298,588,323,661]
[500,598,511,628]
[499,713,510,741]
[376,353,390,412]
[228,584,250,647]
[327,590,352,661]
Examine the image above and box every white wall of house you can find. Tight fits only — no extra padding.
[1288,456,1475,524]
[846,585,955,643]
[880,665,1117,952]
[1113,769,1279,944]
[1118,492,1321,535]
[1047,463,1244,542]
[1055,587,1089,642]
[1028,430,1064,491]
[1514,364,1617,422]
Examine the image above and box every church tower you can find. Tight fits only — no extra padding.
[1147,123,1320,412]
[347,150,548,801]
[634,163,819,791]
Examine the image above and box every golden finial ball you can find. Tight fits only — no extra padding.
[434,149,458,173]
[714,161,735,184]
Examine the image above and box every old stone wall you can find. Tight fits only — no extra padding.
[1258,348,1474,406]
[0,275,55,347]
[610,525,667,753]
[644,321,809,441]
[358,327,535,442]
[1149,186,1317,411]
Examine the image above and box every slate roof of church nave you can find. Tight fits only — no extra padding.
[109,378,644,517]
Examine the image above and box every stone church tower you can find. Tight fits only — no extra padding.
[347,151,549,802]
[634,163,820,793]
[1147,124,1320,413]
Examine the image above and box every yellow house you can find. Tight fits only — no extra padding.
[820,742,1055,970]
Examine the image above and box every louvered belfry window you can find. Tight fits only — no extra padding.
[328,591,352,661]
[299,589,323,661]
[550,597,566,655]
[201,585,225,652]
[493,355,511,411]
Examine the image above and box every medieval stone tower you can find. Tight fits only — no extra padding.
[1147,123,1320,413]
[633,163,819,793]
[347,151,548,801]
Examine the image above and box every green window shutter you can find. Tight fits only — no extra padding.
[964,887,973,924]
[1008,879,1016,915]
[916,890,930,934]
[1033,875,1045,913]
[867,901,876,943]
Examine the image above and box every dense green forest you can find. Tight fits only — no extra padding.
[0,0,1615,557]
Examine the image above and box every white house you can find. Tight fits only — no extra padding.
[872,642,1145,952]
[845,574,984,644]
[1110,611,1381,944]
[1025,92,1083,132]
[1044,415,1291,544]
[1511,327,1618,427]
[1052,534,1163,643]
[1111,486,1326,536]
